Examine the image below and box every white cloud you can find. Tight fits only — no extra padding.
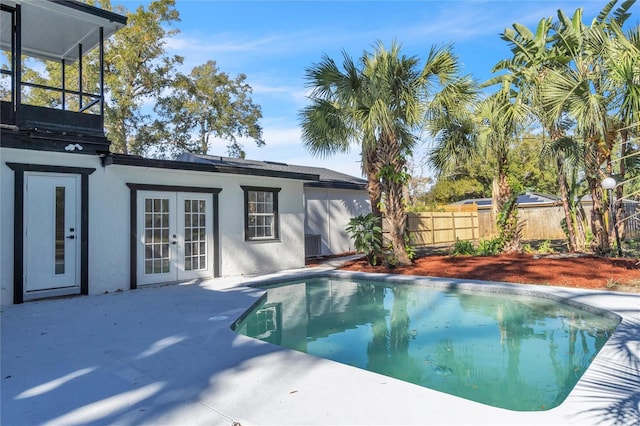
[166,32,287,56]
[251,82,308,106]
[262,126,303,148]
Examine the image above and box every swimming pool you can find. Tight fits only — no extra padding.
[233,277,620,411]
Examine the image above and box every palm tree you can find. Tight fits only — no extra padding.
[428,77,529,253]
[541,1,636,254]
[542,136,590,251]
[487,0,639,254]
[300,41,462,265]
[477,86,531,252]
[300,50,383,213]
[491,15,590,252]
[603,19,640,240]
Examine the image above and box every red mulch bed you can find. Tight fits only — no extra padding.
[339,254,640,292]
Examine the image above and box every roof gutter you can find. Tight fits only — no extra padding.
[101,153,320,182]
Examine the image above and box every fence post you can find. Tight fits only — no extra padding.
[451,212,457,243]
[472,213,477,241]
[431,213,435,245]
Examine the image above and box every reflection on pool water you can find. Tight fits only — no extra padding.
[233,277,620,411]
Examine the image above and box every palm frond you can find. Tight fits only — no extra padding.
[299,99,353,158]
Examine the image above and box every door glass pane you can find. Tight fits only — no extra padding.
[184,198,206,271]
[144,197,171,275]
[55,186,65,274]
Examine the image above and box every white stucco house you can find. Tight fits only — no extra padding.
[0,0,369,305]
[177,154,371,257]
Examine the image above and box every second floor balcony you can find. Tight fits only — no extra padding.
[1,0,126,151]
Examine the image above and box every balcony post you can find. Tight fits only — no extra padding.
[61,59,66,110]
[99,27,104,117]
[14,3,21,122]
[78,43,83,111]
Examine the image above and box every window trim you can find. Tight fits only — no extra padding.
[241,186,281,242]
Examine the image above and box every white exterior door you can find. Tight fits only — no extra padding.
[24,173,80,293]
[137,191,213,285]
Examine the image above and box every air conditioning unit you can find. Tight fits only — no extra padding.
[305,234,322,257]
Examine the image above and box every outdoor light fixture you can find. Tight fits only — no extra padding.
[602,176,616,190]
[601,176,623,257]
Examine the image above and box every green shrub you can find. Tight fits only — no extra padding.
[346,213,383,266]
[537,239,555,254]
[405,235,417,261]
[477,238,504,256]
[450,239,476,256]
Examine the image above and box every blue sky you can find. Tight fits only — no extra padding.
[113,0,631,178]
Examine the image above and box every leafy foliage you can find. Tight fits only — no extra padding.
[301,41,466,265]
[151,60,264,158]
[450,239,476,256]
[16,0,264,158]
[497,0,640,254]
[423,132,559,207]
[104,0,184,154]
[449,238,505,256]
[346,213,383,266]
[537,239,555,254]
[477,238,506,256]
[404,237,417,261]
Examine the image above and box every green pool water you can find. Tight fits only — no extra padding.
[233,277,619,411]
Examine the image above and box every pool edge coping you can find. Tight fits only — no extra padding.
[229,269,639,421]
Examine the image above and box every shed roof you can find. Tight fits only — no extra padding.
[451,192,561,208]
[177,153,368,190]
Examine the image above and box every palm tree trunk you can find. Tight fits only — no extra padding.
[586,175,610,254]
[557,157,577,251]
[378,135,411,266]
[363,145,382,218]
[386,179,410,265]
[574,207,587,250]
[496,159,521,253]
[614,132,629,244]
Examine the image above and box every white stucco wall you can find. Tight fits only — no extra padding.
[1,148,306,305]
[304,187,371,256]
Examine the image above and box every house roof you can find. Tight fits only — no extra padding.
[102,153,321,182]
[451,192,561,208]
[1,0,127,62]
[177,153,368,191]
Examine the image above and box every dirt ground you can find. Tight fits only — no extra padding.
[337,253,640,293]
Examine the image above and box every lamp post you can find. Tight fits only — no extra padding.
[601,177,623,257]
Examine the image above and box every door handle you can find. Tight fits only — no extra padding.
[66,235,75,240]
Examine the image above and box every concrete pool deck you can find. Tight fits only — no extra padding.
[2,263,639,425]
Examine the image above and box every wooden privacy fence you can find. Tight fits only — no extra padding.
[478,202,640,240]
[383,211,479,247]
[382,200,639,250]
[477,205,567,240]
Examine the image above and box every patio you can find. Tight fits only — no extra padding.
[2,264,639,425]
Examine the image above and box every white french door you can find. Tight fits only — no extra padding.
[24,173,80,294]
[136,191,213,285]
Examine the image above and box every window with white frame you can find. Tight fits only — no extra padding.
[241,186,280,241]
